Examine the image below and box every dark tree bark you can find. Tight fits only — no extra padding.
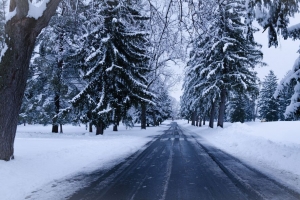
[89,123,93,133]
[191,111,196,126]
[96,122,103,135]
[196,115,199,127]
[199,117,202,127]
[0,0,62,161]
[217,88,227,128]
[52,21,64,133]
[112,109,118,131]
[203,116,206,125]
[209,101,216,128]
[152,114,156,127]
[141,103,146,129]
[52,94,60,133]
[59,124,63,133]
[113,123,118,131]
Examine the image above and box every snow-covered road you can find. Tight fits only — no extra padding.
[0,120,299,199]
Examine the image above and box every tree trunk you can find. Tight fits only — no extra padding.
[152,114,156,126]
[52,94,60,133]
[196,115,199,127]
[52,23,64,132]
[191,111,196,126]
[59,124,63,133]
[113,109,118,131]
[141,103,146,129]
[217,89,227,128]
[96,122,103,135]
[203,112,208,126]
[0,0,62,161]
[89,123,93,132]
[209,101,216,128]
[113,123,118,131]
[199,117,202,127]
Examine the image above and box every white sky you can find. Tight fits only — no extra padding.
[170,14,300,102]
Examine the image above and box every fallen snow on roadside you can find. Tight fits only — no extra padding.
[0,123,168,200]
[178,120,300,193]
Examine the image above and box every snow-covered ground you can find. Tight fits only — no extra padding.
[178,120,300,194]
[0,123,168,200]
[1,120,300,199]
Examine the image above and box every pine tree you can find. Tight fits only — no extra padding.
[19,0,85,132]
[182,0,263,128]
[69,0,154,133]
[246,0,300,47]
[258,70,280,121]
[229,92,246,123]
[275,60,300,120]
[247,0,300,120]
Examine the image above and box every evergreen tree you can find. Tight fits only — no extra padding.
[246,0,300,47]
[248,0,300,120]
[258,70,280,121]
[69,0,154,133]
[275,62,300,120]
[182,0,263,128]
[229,92,246,123]
[228,90,257,123]
[19,0,85,132]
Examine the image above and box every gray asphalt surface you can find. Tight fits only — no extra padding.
[67,122,300,200]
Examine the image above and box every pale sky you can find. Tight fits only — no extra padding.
[170,14,300,102]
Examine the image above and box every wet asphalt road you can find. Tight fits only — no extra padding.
[68,122,300,200]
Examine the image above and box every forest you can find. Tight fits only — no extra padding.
[0,0,300,161]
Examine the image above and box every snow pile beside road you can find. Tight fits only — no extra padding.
[178,120,300,193]
[0,123,167,200]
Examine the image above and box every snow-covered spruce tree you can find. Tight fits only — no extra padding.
[227,90,257,123]
[228,92,247,123]
[244,96,257,121]
[147,84,172,126]
[271,18,300,121]
[182,53,214,127]
[19,0,85,132]
[274,61,300,120]
[180,88,193,123]
[69,0,154,134]
[182,0,263,128]
[246,0,300,47]
[258,70,280,121]
[276,79,297,121]
[246,0,300,120]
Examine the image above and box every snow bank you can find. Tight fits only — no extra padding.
[0,123,167,200]
[178,120,300,193]
[2,120,300,199]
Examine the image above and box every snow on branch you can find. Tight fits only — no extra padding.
[223,43,233,52]
[0,44,8,63]
[5,8,16,22]
[27,0,51,19]
[287,23,300,40]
